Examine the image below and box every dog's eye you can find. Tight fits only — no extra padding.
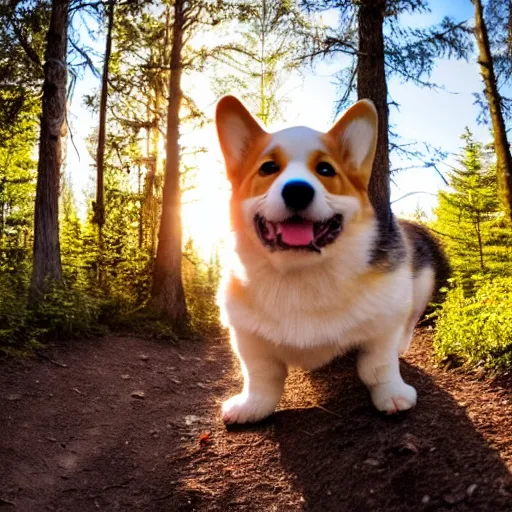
[259,161,281,176]
[316,162,336,177]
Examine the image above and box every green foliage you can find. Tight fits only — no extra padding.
[212,0,312,125]
[432,129,512,289]
[0,91,38,250]
[183,240,224,337]
[0,270,102,356]
[28,280,103,339]
[0,259,34,355]
[434,277,512,372]
[431,130,512,373]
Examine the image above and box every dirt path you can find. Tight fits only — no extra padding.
[1,329,511,512]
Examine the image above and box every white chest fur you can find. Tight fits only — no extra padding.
[224,258,413,351]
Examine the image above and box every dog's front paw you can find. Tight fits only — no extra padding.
[370,381,417,415]
[222,393,277,424]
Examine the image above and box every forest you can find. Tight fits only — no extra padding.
[1,0,512,510]
[0,0,511,367]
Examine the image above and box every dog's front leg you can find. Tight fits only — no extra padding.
[222,328,287,424]
[357,327,417,414]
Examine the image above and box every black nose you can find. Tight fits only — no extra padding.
[281,181,315,211]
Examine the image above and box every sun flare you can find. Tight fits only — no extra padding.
[181,125,232,261]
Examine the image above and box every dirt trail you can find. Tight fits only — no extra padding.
[1,329,511,511]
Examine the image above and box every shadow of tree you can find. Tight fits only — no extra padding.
[274,357,512,511]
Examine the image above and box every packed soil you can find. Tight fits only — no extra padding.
[1,329,511,512]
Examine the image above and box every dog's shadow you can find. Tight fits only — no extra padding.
[270,357,512,511]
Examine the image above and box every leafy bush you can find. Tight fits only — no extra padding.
[0,262,103,355]
[28,280,103,339]
[0,261,37,355]
[434,276,512,371]
[182,243,225,337]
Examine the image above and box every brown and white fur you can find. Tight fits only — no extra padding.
[215,96,449,424]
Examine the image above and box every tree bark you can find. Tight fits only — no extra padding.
[473,0,512,222]
[94,1,114,250]
[29,0,68,302]
[356,0,391,228]
[149,0,187,326]
[93,0,114,285]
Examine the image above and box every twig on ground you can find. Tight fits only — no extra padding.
[314,404,344,419]
[36,352,68,368]
[89,478,134,498]
[101,478,134,492]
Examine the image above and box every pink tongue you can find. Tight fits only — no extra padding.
[277,221,314,246]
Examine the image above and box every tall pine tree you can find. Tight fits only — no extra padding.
[303,0,472,228]
[434,129,512,284]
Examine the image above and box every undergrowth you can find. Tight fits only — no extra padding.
[0,248,224,356]
[434,276,512,372]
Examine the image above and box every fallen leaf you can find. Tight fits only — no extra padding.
[199,432,211,446]
[131,391,145,399]
[5,393,22,401]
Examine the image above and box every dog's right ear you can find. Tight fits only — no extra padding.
[215,96,267,182]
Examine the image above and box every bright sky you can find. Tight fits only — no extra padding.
[65,0,508,258]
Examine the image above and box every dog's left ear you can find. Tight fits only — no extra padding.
[325,99,378,185]
[215,95,267,184]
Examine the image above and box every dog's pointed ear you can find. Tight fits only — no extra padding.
[325,99,378,185]
[215,96,267,181]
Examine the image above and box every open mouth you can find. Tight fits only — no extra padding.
[254,214,343,253]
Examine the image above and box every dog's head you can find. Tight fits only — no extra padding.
[215,96,378,270]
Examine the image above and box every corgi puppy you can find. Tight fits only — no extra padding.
[215,96,450,424]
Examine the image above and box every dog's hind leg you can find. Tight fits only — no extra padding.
[357,326,417,414]
[222,329,287,424]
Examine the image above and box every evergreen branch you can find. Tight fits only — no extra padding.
[69,0,137,12]
[182,4,204,32]
[7,17,42,68]
[391,191,437,204]
[490,342,512,359]
[429,227,469,242]
[210,44,260,62]
[69,39,101,78]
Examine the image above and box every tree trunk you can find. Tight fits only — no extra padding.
[29,0,68,302]
[138,163,143,250]
[94,0,114,284]
[473,0,512,222]
[259,0,267,125]
[357,0,391,228]
[149,0,187,326]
